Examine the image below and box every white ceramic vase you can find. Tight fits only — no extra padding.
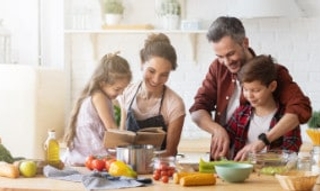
[161,14,180,30]
[105,14,122,25]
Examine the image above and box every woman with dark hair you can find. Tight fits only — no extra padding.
[118,33,186,157]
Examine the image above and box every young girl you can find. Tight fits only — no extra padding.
[226,55,302,161]
[118,33,186,157]
[62,52,132,166]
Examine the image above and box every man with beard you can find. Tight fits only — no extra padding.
[189,16,311,161]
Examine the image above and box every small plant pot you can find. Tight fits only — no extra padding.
[105,14,122,25]
[161,14,180,30]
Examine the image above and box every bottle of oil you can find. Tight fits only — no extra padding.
[44,130,60,168]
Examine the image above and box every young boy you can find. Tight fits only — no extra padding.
[225,55,302,161]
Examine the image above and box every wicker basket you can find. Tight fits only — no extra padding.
[275,171,319,191]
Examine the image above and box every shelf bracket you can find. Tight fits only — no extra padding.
[90,33,98,61]
[188,33,197,62]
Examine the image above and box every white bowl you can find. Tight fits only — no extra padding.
[215,163,253,183]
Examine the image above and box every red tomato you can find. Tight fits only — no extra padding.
[91,159,106,171]
[161,170,168,177]
[168,167,176,177]
[167,169,174,177]
[105,158,116,171]
[153,173,161,181]
[159,163,169,171]
[85,155,95,170]
[161,175,169,183]
[153,169,161,176]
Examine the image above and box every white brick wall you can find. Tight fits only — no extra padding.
[65,0,320,143]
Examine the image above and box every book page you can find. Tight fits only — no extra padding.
[103,127,166,149]
[135,127,166,148]
[103,129,136,149]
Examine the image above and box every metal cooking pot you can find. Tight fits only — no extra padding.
[116,144,156,174]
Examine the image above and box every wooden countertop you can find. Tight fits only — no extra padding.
[1,168,320,191]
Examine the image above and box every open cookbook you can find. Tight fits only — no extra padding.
[103,127,166,149]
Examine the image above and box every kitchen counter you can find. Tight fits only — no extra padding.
[1,168,320,191]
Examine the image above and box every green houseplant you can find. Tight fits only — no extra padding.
[158,0,181,16]
[157,0,181,30]
[308,111,320,128]
[102,0,124,25]
[103,0,124,14]
[306,110,320,145]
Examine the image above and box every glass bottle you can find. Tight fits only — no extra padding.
[44,130,60,168]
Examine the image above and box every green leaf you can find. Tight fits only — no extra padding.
[308,111,320,128]
[114,105,121,126]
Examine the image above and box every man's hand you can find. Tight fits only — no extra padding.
[190,110,230,160]
[210,126,230,160]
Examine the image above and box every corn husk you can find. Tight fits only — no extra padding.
[306,129,320,145]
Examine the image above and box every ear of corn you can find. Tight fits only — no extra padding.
[173,172,204,184]
[179,173,216,186]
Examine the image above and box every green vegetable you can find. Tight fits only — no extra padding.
[0,143,14,163]
[114,105,121,126]
[198,158,237,173]
[198,158,215,173]
[260,166,286,175]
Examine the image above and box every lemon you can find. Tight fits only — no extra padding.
[19,160,37,178]
[109,160,137,178]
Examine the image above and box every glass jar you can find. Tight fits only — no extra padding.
[311,146,320,184]
[152,156,176,180]
[297,155,312,171]
[153,156,176,170]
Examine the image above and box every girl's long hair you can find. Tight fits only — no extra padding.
[63,52,132,148]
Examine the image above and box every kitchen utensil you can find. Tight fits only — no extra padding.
[116,144,156,174]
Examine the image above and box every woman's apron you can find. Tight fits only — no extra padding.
[126,83,167,150]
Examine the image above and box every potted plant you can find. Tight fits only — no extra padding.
[306,111,320,145]
[308,111,320,128]
[157,0,181,30]
[102,0,124,25]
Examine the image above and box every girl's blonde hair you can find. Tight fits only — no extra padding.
[64,52,132,148]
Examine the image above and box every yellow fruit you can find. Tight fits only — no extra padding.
[19,160,37,178]
[108,160,137,178]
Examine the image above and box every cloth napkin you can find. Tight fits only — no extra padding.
[43,165,145,190]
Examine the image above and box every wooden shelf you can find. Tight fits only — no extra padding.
[64,29,207,61]
[64,29,207,34]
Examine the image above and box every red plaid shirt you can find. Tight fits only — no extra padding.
[225,103,301,159]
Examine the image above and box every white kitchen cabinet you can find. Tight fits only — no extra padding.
[0,0,66,160]
[0,65,66,159]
